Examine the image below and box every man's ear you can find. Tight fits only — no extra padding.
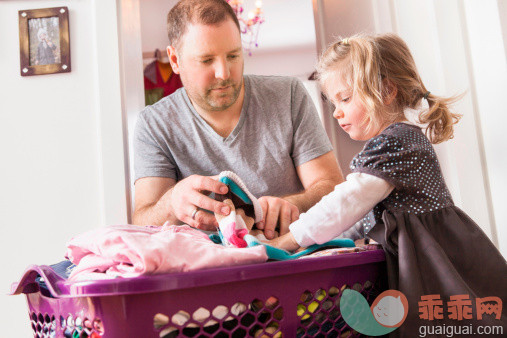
[383,79,398,105]
[167,46,180,74]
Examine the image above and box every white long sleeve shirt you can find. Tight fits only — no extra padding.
[289,173,394,247]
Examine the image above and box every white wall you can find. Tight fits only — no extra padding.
[313,0,389,174]
[0,1,128,336]
[139,0,178,53]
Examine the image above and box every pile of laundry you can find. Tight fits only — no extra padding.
[66,223,268,281]
[64,171,358,281]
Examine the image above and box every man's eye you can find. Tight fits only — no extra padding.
[228,54,239,59]
[201,59,212,64]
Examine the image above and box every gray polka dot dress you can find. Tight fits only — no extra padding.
[351,123,507,334]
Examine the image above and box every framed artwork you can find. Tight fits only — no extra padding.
[18,7,71,76]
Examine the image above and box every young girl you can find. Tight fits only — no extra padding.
[268,33,506,334]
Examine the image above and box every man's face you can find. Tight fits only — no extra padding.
[170,19,244,112]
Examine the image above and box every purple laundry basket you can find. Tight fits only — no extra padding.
[11,249,387,338]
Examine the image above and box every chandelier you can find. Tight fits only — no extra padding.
[227,0,265,55]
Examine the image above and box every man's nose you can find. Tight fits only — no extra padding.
[214,58,230,80]
[333,107,344,119]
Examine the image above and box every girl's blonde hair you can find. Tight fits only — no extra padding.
[316,33,461,144]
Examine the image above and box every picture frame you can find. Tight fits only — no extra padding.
[18,7,71,76]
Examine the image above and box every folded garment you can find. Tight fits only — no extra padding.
[214,171,263,248]
[298,245,381,259]
[215,171,263,223]
[66,224,268,281]
[244,235,355,260]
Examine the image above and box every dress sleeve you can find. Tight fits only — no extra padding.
[350,133,422,191]
[289,173,394,247]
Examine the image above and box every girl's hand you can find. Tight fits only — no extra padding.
[263,232,300,252]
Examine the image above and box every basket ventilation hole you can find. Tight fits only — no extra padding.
[253,321,281,338]
[75,316,83,327]
[212,305,229,320]
[171,311,190,326]
[158,326,178,338]
[66,315,74,328]
[296,281,383,337]
[93,318,105,335]
[192,307,210,322]
[154,313,170,330]
[153,297,283,337]
[329,286,340,297]
[352,282,363,292]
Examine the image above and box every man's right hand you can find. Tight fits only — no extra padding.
[133,175,231,230]
[256,196,300,239]
[170,175,231,230]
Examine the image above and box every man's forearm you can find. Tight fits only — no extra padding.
[283,176,343,213]
[132,188,180,226]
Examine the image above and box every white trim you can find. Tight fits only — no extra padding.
[117,0,145,223]
[92,0,130,225]
[457,0,498,245]
[462,0,507,255]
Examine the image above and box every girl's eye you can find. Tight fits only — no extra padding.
[342,97,350,103]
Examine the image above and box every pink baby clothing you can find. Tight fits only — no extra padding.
[66,223,268,281]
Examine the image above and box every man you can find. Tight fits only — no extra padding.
[133,0,343,239]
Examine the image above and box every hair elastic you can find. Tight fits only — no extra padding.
[423,91,431,100]
[341,38,349,45]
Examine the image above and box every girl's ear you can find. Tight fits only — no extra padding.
[383,79,398,105]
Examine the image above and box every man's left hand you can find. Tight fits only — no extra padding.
[257,196,299,239]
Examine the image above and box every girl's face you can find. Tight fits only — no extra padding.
[323,72,381,141]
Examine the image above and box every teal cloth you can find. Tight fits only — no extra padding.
[209,233,355,260]
[244,235,355,260]
[219,176,251,203]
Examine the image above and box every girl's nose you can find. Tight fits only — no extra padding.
[333,107,344,119]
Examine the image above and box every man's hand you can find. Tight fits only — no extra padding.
[254,152,343,240]
[256,196,299,239]
[133,175,231,230]
[171,175,231,230]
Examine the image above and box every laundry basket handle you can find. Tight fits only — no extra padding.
[9,265,66,297]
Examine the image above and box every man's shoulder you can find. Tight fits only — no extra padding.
[139,88,188,121]
[245,74,302,91]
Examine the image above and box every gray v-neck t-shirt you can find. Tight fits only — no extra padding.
[133,74,333,198]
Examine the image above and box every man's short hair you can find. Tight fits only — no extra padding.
[167,0,241,48]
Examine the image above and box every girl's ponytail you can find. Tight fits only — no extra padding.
[418,93,462,144]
